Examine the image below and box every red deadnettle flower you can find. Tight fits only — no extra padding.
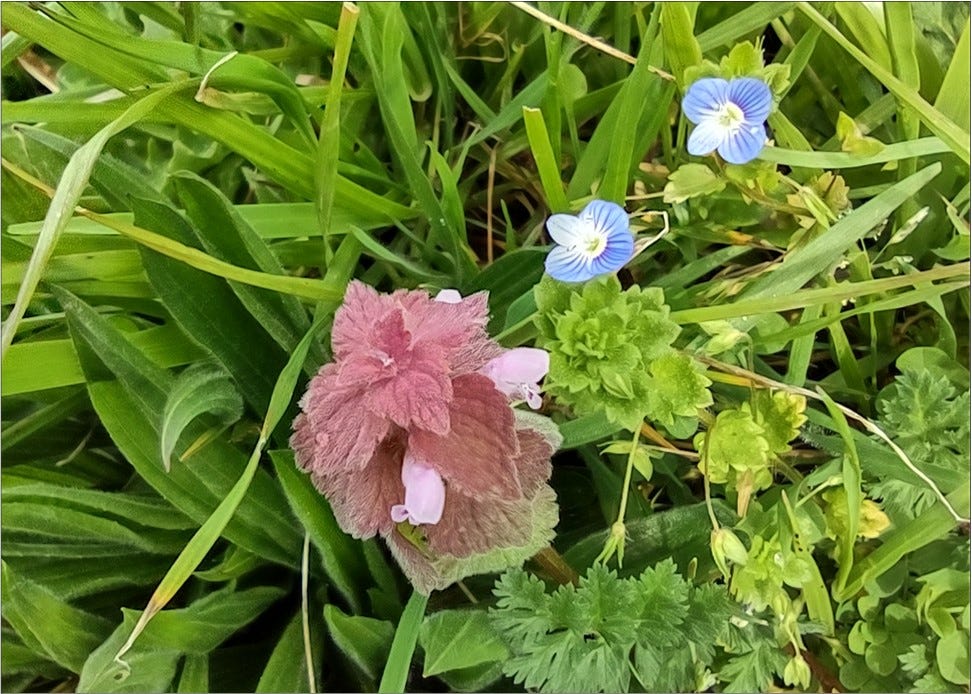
[291,281,561,594]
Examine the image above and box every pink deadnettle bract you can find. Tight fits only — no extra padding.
[290,281,561,593]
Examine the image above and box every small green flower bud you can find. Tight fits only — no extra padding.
[711,528,749,580]
[783,655,811,689]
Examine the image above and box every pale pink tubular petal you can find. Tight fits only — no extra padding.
[434,289,463,304]
[391,505,410,523]
[311,434,406,539]
[524,386,543,410]
[484,348,550,385]
[291,363,390,475]
[396,453,446,525]
[408,374,521,500]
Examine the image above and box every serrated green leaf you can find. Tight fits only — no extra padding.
[663,164,726,204]
[419,610,508,677]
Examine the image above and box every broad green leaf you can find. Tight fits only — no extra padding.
[56,287,301,565]
[564,501,736,574]
[2,502,189,555]
[160,362,243,472]
[937,630,971,685]
[419,610,508,677]
[171,173,318,362]
[324,605,395,681]
[269,450,370,612]
[558,411,617,449]
[256,611,320,694]
[1,555,172,602]
[129,196,289,413]
[1,561,113,673]
[465,248,546,333]
[78,586,284,693]
[176,655,209,694]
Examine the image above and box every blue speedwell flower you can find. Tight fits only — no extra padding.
[682,77,772,165]
[544,200,634,283]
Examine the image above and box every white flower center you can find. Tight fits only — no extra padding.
[571,220,607,260]
[717,102,745,131]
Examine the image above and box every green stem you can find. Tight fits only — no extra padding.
[699,422,721,532]
[614,426,642,525]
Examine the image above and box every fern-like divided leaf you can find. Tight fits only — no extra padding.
[489,560,733,693]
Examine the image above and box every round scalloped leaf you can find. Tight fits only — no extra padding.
[646,352,713,427]
[695,409,769,484]
[743,389,807,455]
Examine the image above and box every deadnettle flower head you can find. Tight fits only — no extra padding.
[682,77,772,165]
[291,281,562,594]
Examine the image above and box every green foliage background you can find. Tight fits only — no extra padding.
[1,2,969,693]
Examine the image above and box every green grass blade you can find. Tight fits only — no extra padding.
[603,8,667,203]
[798,2,971,164]
[1,326,202,397]
[0,82,185,360]
[316,2,359,267]
[813,389,861,598]
[357,3,475,281]
[934,18,971,132]
[522,107,569,212]
[659,3,700,85]
[671,261,968,324]
[758,137,950,168]
[741,163,941,300]
[378,590,429,693]
[696,3,797,51]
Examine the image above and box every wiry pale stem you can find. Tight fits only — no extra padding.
[509,1,674,81]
